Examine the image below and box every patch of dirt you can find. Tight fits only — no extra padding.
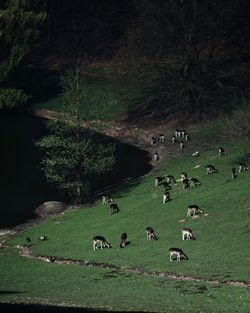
[33,109,209,167]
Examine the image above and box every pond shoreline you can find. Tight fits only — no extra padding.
[0,109,152,230]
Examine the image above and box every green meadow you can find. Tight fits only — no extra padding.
[34,74,139,121]
[1,119,250,312]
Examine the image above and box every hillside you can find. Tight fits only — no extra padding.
[0,117,250,313]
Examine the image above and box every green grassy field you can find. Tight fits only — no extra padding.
[34,75,139,121]
[1,120,250,312]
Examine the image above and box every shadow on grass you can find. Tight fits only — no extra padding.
[0,303,155,313]
[91,141,152,202]
[0,291,25,295]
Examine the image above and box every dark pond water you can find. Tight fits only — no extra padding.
[0,111,152,228]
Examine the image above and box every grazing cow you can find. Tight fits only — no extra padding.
[182,228,195,240]
[231,167,237,179]
[218,147,227,156]
[180,141,184,150]
[166,175,176,184]
[159,134,165,142]
[182,178,190,189]
[102,195,113,205]
[205,165,219,175]
[110,203,120,215]
[162,181,171,190]
[169,247,188,262]
[177,130,182,138]
[187,205,203,217]
[151,137,156,145]
[26,237,31,243]
[120,233,128,248]
[189,177,201,188]
[181,130,186,138]
[175,129,179,138]
[172,136,177,143]
[185,133,190,141]
[163,191,171,204]
[192,151,200,157]
[153,151,159,162]
[39,236,48,241]
[93,236,112,251]
[155,176,164,187]
[238,163,249,173]
[45,256,55,263]
[181,172,188,180]
[146,226,158,240]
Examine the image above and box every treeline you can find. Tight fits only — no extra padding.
[35,0,250,120]
[1,0,250,118]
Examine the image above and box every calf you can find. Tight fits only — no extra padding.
[180,141,184,150]
[181,130,186,138]
[231,167,236,179]
[189,177,201,188]
[120,233,128,248]
[175,129,179,138]
[169,247,188,262]
[187,205,203,217]
[93,236,112,251]
[218,147,227,156]
[159,134,165,142]
[151,137,156,145]
[146,226,158,240]
[153,151,159,162]
[182,178,190,190]
[163,191,171,204]
[205,165,219,175]
[110,203,120,215]
[155,176,164,187]
[182,228,195,240]
[185,133,190,141]
[102,195,113,204]
[172,136,177,143]
[238,163,248,173]
[181,172,188,180]
[177,130,182,138]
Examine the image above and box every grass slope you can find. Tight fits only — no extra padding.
[1,121,250,312]
[34,75,139,121]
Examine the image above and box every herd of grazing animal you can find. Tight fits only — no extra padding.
[93,131,248,263]
[150,129,191,163]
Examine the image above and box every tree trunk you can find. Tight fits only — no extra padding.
[75,182,82,204]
